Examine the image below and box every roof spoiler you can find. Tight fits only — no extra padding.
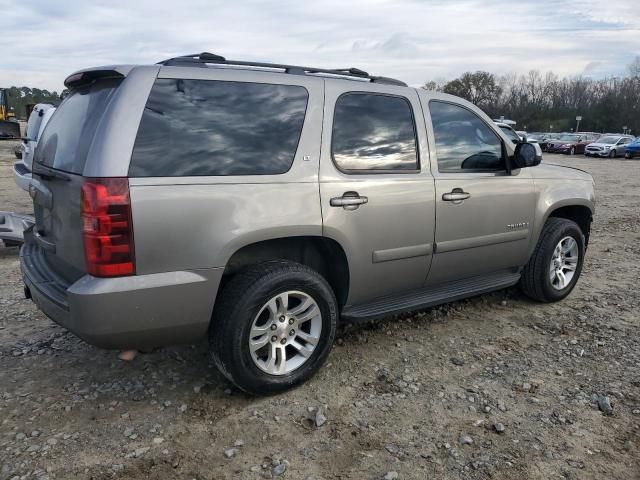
[64,67,128,89]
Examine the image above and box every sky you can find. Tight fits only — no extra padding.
[0,0,638,92]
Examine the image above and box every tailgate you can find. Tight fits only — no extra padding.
[31,79,121,282]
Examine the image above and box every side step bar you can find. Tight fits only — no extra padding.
[341,270,521,321]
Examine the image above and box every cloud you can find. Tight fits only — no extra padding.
[0,0,638,91]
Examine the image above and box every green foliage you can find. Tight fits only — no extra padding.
[3,86,61,119]
[442,71,502,111]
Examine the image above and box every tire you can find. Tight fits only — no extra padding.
[210,260,338,395]
[625,152,632,159]
[520,218,585,303]
[609,149,616,158]
[569,146,575,155]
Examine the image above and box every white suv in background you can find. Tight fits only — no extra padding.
[13,103,56,191]
[495,122,543,158]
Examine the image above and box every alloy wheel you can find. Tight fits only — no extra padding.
[248,291,322,375]
[549,236,579,290]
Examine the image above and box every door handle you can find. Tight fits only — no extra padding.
[442,188,471,203]
[330,191,368,210]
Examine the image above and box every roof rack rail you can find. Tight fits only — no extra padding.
[157,52,407,87]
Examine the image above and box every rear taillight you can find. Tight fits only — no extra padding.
[81,178,135,277]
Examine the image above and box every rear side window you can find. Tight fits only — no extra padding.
[26,106,46,141]
[129,79,308,177]
[35,80,120,174]
[331,93,418,172]
[429,101,504,172]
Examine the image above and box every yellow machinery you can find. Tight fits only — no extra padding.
[0,88,21,139]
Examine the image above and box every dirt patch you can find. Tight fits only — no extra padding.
[1,141,639,479]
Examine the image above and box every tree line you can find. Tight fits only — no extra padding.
[3,87,61,119]
[424,57,640,135]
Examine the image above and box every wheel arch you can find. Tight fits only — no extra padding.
[221,235,351,308]
[547,205,593,245]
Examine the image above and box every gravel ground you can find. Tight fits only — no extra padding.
[1,140,639,480]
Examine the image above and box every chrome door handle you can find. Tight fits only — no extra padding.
[442,188,471,202]
[330,192,368,210]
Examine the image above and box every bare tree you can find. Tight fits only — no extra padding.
[424,63,640,134]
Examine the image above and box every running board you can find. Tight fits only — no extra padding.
[341,270,521,321]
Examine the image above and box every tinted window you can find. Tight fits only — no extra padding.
[35,80,120,174]
[498,125,520,143]
[430,101,503,172]
[26,107,45,141]
[332,93,418,171]
[129,79,308,177]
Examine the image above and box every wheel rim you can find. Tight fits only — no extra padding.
[248,290,322,375]
[549,236,579,290]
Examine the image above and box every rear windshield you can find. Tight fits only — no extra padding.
[34,79,120,174]
[129,79,308,177]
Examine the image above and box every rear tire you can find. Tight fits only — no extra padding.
[520,218,585,303]
[210,260,338,395]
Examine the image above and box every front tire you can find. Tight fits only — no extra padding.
[520,218,585,302]
[210,261,338,395]
[569,146,575,155]
[609,149,616,158]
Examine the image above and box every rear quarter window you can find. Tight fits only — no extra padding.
[129,79,309,177]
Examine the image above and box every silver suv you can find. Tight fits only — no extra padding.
[21,53,595,394]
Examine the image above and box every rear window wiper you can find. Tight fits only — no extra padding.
[32,163,72,182]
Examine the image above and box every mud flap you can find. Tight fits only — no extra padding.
[0,212,35,246]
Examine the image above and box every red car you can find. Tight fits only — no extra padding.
[546,133,600,155]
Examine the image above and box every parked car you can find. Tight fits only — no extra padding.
[546,133,599,155]
[624,137,640,159]
[13,103,56,191]
[525,132,544,143]
[21,53,595,394]
[584,135,634,158]
[495,122,543,158]
[537,133,562,152]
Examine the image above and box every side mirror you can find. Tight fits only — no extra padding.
[512,142,541,169]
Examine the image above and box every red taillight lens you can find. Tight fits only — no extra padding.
[81,178,135,277]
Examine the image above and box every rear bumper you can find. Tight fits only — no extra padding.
[20,233,223,349]
[13,161,32,192]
